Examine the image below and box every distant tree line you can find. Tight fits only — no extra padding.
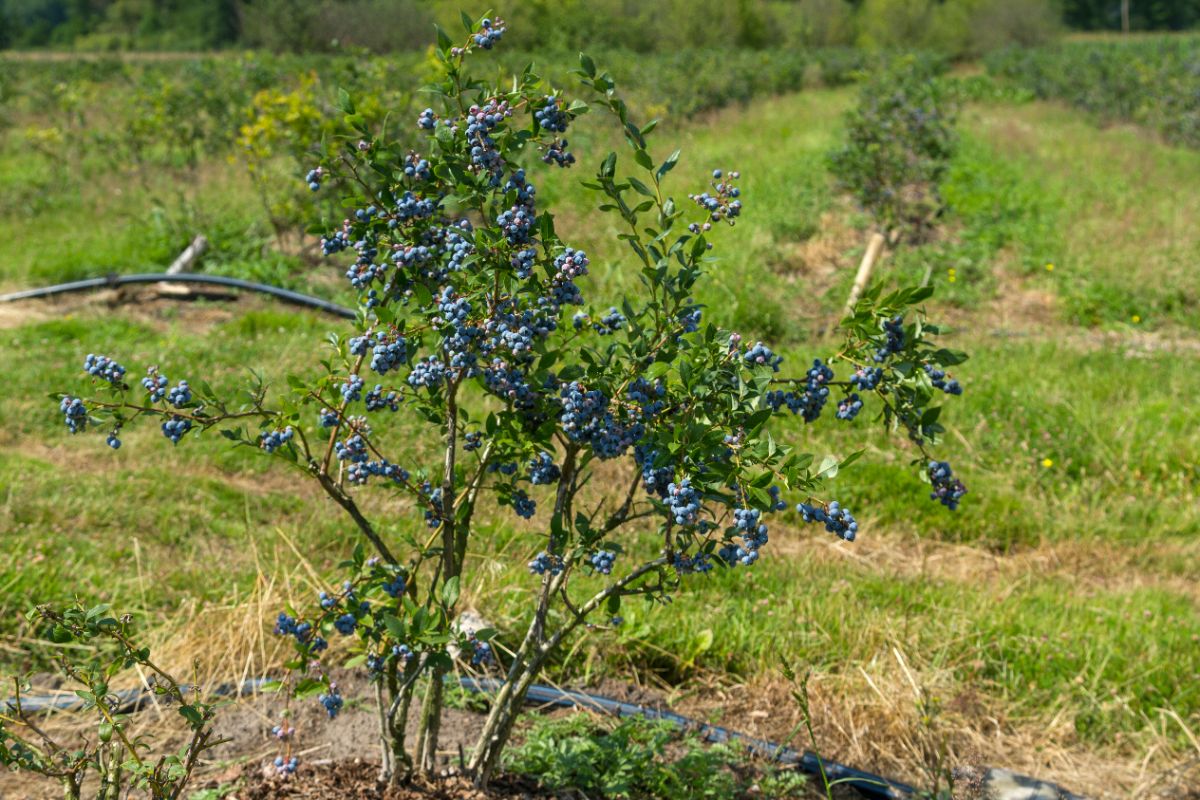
[1062,0,1199,31]
[0,0,1196,52]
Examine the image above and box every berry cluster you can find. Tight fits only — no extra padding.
[467,632,494,666]
[161,416,191,445]
[408,356,447,389]
[797,501,859,541]
[318,686,343,719]
[466,98,513,185]
[335,434,369,464]
[528,452,560,485]
[381,574,406,598]
[689,170,742,224]
[534,96,569,133]
[167,380,192,408]
[365,385,400,412]
[260,427,295,453]
[305,166,323,191]
[589,550,616,575]
[83,354,126,385]
[927,460,967,510]
[719,507,771,566]
[558,381,641,459]
[874,315,906,361]
[60,397,87,433]
[671,552,714,574]
[743,341,782,371]
[142,369,168,402]
[511,489,536,519]
[592,307,625,335]
[924,364,962,395]
[471,17,505,49]
[766,359,834,423]
[403,155,432,182]
[274,612,327,653]
[342,374,365,402]
[274,755,299,776]
[849,366,883,391]
[635,446,673,499]
[667,479,701,526]
[528,551,563,576]
[836,393,863,421]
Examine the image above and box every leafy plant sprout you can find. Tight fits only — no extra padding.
[52,12,968,789]
[0,604,224,800]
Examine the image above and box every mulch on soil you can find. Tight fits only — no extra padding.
[236,760,561,800]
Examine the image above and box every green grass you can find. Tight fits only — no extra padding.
[0,69,1198,789]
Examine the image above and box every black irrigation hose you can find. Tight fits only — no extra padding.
[0,273,357,320]
[461,677,914,800]
[5,676,912,799]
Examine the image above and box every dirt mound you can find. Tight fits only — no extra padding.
[234,761,553,800]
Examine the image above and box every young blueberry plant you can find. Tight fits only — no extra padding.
[828,56,958,243]
[0,604,224,800]
[52,14,969,789]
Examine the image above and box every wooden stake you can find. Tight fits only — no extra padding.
[844,230,886,314]
[166,235,208,275]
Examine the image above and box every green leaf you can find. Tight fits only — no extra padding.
[460,11,474,31]
[579,52,596,78]
[816,454,840,480]
[633,149,654,171]
[178,705,203,728]
[384,614,408,642]
[627,177,655,197]
[442,576,461,609]
[435,25,452,53]
[600,152,617,178]
[656,149,681,180]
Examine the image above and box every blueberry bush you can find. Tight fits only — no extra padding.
[0,604,222,800]
[986,37,1200,149]
[828,56,958,241]
[52,14,968,788]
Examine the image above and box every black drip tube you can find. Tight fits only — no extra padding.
[0,273,357,320]
[462,677,914,799]
[4,677,913,799]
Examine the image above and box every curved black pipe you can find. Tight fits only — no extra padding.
[461,677,914,799]
[5,676,912,798]
[0,273,357,320]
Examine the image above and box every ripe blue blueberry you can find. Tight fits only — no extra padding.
[924,364,963,395]
[512,489,536,519]
[927,460,967,510]
[318,686,344,719]
[83,354,126,385]
[589,550,616,575]
[142,370,168,402]
[797,501,859,541]
[60,397,87,433]
[528,551,563,575]
[161,416,191,445]
[260,427,295,453]
[836,393,864,421]
[528,452,560,485]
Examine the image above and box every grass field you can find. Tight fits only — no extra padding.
[1,74,1198,798]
